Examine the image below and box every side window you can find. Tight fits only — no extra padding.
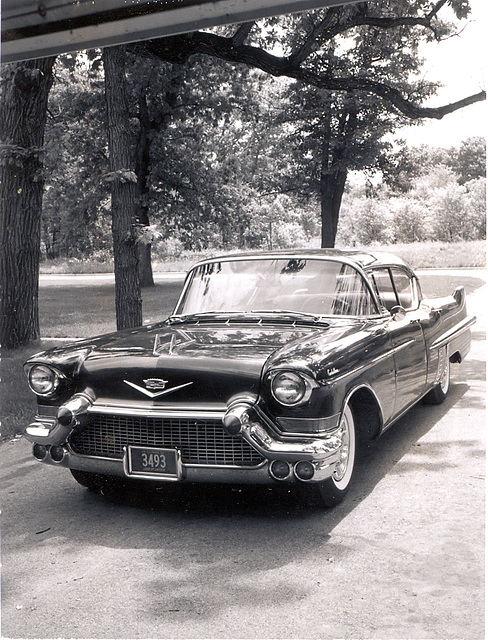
[370,269,396,311]
[332,265,378,316]
[391,269,415,309]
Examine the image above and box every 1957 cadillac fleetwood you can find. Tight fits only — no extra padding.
[24,250,475,507]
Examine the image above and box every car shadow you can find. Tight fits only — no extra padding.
[41,378,474,627]
[3,373,481,631]
[90,379,472,523]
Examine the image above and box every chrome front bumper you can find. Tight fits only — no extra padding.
[25,404,344,484]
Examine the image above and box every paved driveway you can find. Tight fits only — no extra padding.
[1,273,485,639]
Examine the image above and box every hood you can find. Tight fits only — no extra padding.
[29,318,362,406]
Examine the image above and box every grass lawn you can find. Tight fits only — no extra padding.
[1,243,486,443]
[37,280,184,338]
[0,282,184,442]
[39,240,486,275]
[1,341,58,441]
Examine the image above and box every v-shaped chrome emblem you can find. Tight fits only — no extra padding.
[124,380,193,399]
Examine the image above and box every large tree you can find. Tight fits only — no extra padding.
[133,1,484,247]
[103,45,143,330]
[270,10,442,246]
[0,57,56,348]
[1,1,485,348]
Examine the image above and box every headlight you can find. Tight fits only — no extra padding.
[27,365,63,397]
[270,371,312,406]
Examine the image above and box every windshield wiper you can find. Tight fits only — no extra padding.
[250,309,325,322]
[167,311,242,324]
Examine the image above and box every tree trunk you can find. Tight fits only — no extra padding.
[103,45,143,330]
[135,91,154,287]
[319,99,356,248]
[320,169,348,248]
[138,243,154,287]
[0,57,55,349]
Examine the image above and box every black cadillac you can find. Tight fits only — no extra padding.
[24,250,475,507]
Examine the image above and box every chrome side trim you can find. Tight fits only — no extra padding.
[430,315,477,350]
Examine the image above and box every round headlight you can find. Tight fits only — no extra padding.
[28,365,60,396]
[271,371,308,406]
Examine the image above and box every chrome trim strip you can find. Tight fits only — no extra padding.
[87,404,225,420]
[65,443,266,470]
[187,460,267,470]
[430,315,477,350]
[65,444,120,463]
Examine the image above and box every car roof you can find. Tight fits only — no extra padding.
[194,249,410,270]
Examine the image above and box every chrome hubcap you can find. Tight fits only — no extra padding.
[439,348,449,393]
[333,417,350,482]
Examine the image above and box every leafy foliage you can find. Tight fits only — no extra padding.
[42,54,110,259]
[337,144,486,246]
[40,6,485,261]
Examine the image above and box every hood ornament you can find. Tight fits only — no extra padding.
[144,378,168,390]
[124,379,193,399]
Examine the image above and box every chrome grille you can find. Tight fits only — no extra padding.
[69,414,264,467]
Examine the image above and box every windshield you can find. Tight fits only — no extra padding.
[175,258,379,318]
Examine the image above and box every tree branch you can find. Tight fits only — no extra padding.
[289,7,343,65]
[288,0,451,63]
[135,25,485,121]
[232,22,256,47]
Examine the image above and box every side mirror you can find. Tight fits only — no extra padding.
[391,305,407,321]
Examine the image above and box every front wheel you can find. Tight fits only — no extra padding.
[70,469,104,492]
[70,469,127,495]
[314,404,356,508]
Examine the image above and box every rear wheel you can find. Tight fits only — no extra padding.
[315,404,356,508]
[424,347,450,405]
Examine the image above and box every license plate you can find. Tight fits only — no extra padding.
[125,446,181,480]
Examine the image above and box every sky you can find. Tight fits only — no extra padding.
[395,0,486,148]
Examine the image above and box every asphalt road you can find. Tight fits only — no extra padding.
[1,275,485,640]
